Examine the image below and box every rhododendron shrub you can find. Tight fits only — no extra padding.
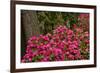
[76,13,90,59]
[21,13,89,63]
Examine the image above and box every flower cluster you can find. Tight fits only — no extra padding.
[22,25,82,62]
[21,13,89,63]
[76,13,90,59]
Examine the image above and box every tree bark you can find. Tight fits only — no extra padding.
[21,10,40,41]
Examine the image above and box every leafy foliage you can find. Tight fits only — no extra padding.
[37,11,79,34]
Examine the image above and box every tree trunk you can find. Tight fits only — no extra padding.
[21,10,40,57]
[21,10,40,41]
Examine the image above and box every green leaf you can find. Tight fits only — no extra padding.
[66,20,70,28]
[32,57,38,62]
[50,54,55,61]
[32,55,44,62]
[37,55,44,59]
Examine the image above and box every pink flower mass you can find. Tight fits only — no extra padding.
[21,13,90,63]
